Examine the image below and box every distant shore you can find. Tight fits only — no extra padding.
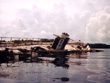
[89,43,110,49]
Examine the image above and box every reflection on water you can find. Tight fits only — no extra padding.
[0,49,110,83]
[86,49,110,83]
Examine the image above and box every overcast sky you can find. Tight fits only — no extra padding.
[0,0,110,44]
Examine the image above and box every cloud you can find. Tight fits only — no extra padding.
[0,0,110,44]
[0,0,89,38]
[86,6,110,44]
[7,4,74,38]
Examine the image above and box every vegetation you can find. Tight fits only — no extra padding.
[40,39,54,42]
[13,40,22,44]
[88,43,110,48]
[0,40,6,42]
[13,39,54,44]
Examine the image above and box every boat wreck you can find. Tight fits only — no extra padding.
[0,32,103,63]
[31,32,103,55]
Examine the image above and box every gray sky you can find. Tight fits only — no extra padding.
[0,0,110,44]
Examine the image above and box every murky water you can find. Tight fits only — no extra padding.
[0,49,110,83]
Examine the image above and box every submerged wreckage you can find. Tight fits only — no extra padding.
[0,32,103,63]
[33,32,101,54]
[33,32,70,55]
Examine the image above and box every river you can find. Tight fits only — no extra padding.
[0,49,110,83]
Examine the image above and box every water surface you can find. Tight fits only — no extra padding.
[0,49,110,83]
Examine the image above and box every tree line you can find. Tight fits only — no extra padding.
[88,43,110,48]
[13,39,54,44]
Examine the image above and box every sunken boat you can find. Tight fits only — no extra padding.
[31,32,103,56]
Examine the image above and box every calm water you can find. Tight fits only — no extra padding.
[0,49,110,83]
